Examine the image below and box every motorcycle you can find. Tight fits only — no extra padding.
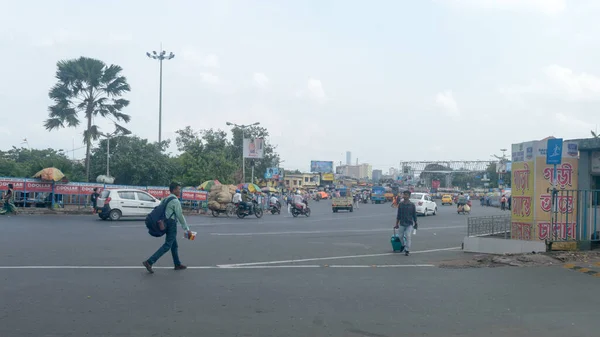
[236,200,264,219]
[269,202,281,215]
[291,203,311,217]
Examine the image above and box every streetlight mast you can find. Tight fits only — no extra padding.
[146,48,175,143]
[226,121,260,183]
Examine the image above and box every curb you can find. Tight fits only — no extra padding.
[563,262,600,278]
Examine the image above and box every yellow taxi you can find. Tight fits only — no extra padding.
[441,194,453,205]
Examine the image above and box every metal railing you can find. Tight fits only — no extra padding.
[467,215,512,238]
[550,189,600,242]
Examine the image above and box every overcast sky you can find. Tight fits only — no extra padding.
[1,0,599,171]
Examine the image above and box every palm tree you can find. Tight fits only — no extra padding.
[44,57,131,181]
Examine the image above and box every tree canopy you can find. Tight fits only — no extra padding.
[44,57,131,181]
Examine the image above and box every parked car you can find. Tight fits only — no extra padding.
[409,192,437,216]
[96,189,161,221]
[441,194,453,205]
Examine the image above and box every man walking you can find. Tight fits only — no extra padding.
[394,190,417,256]
[143,182,192,273]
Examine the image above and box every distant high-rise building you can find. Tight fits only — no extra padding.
[346,151,351,165]
[372,169,383,182]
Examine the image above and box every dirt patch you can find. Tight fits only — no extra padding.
[438,251,600,269]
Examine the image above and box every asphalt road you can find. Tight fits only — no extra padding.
[1,201,598,337]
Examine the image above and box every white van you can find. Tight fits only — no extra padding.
[96,189,161,221]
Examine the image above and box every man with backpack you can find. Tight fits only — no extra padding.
[143,182,192,274]
[394,190,417,256]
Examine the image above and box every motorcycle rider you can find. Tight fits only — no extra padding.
[457,192,467,210]
[232,189,242,204]
[241,190,253,212]
[269,193,280,211]
[293,191,306,211]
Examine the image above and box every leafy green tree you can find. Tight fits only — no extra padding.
[90,136,174,186]
[173,127,238,186]
[44,57,131,181]
[0,147,85,181]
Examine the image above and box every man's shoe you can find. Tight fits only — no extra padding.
[174,264,187,270]
[405,251,410,256]
[143,261,154,274]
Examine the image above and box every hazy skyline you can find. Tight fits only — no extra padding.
[1,0,598,171]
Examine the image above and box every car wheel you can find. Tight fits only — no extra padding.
[424,208,428,216]
[109,209,122,221]
[433,207,437,216]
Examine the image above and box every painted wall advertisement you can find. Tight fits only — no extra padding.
[243,138,264,159]
[321,173,334,181]
[510,139,579,241]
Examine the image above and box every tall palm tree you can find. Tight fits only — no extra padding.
[44,57,131,181]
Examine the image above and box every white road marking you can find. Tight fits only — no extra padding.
[0,264,434,270]
[209,226,464,236]
[217,246,461,267]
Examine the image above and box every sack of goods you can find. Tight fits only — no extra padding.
[208,200,222,210]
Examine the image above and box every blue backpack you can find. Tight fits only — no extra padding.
[145,196,176,237]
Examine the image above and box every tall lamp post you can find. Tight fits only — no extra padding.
[146,49,175,143]
[226,121,260,183]
[101,130,131,178]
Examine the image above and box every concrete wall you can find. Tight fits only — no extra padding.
[463,236,546,254]
[578,150,591,190]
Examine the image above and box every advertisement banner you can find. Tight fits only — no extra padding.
[146,186,170,199]
[310,161,334,173]
[25,181,53,193]
[264,167,280,179]
[431,180,441,189]
[243,138,264,159]
[322,173,334,181]
[511,139,579,241]
[181,190,208,201]
[0,177,25,191]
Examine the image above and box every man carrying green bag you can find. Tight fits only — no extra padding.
[393,190,417,256]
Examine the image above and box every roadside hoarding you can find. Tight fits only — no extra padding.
[310,161,333,173]
[510,139,578,241]
[243,138,264,159]
[264,167,280,179]
[322,173,334,181]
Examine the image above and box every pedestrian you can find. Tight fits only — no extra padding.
[0,183,17,215]
[480,196,485,207]
[143,182,192,273]
[353,193,360,209]
[90,188,100,214]
[500,195,507,211]
[508,196,512,211]
[394,190,417,256]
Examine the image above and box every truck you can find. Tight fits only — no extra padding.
[332,186,353,212]
[371,186,386,204]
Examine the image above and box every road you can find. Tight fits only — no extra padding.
[1,201,598,337]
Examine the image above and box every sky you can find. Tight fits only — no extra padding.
[1,0,599,172]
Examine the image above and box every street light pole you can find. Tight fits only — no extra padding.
[226,121,260,183]
[146,48,175,143]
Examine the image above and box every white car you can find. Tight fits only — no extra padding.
[96,189,161,221]
[409,193,437,216]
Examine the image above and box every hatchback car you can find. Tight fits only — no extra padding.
[409,192,438,216]
[441,194,453,205]
[96,189,161,221]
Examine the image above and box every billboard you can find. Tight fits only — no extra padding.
[243,138,264,159]
[310,161,333,173]
[264,167,280,179]
[322,173,334,181]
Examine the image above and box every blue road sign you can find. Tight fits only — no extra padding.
[546,138,563,165]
